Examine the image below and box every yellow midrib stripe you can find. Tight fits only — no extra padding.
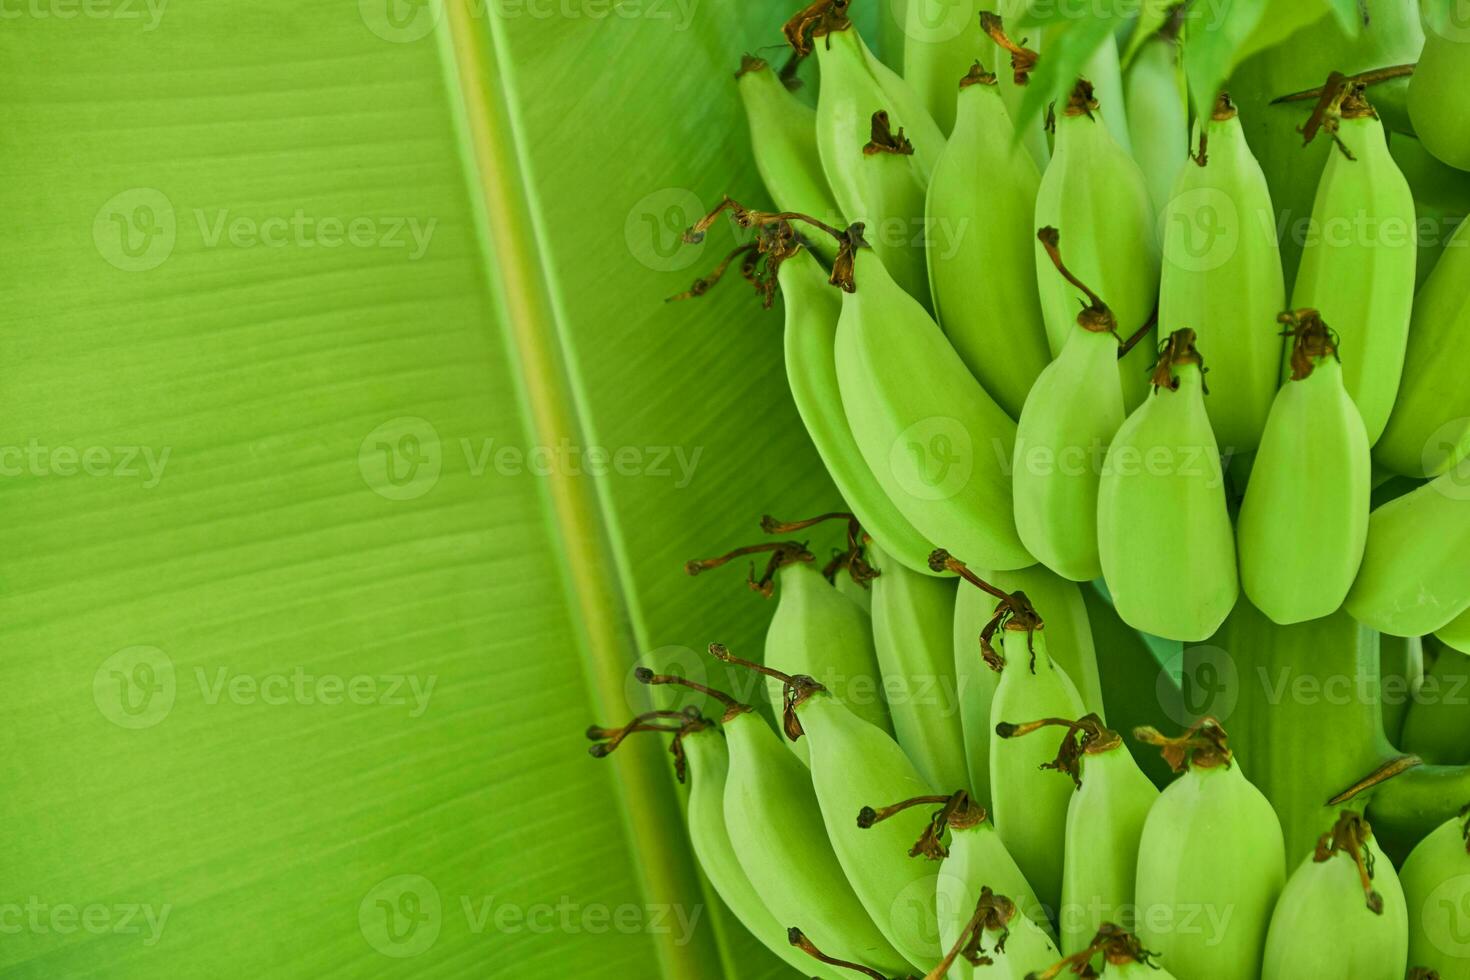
[434,4,718,979]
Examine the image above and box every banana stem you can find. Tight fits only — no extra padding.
[1035,226,1118,337]
[706,642,823,741]
[921,887,1015,980]
[1116,305,1160,360]
[978,11,1038,85]
[788,927,906,980]
[685,539,813,596]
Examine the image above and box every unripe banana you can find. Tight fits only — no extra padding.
[1408,17,1470,172]
[1236,310,1372,625]
[981,8,1050,170]
[1441,606,1470,655]
[1000,716,1158,955]
[1034,80,1160,411]
[1096,330,1238,641]
[952,559,1105,807]
[1012,227,1124,583]
[1400,641,1470,766]
[1028,924,1180,979]
[901,0,984,134]
[835,243,1031,570]
[1380,632,1424,749]
[678,719,859,980]
[1158,93,1284,456]
[714,645,944,969]
[1133,720,1286,980]
[1289,83,1417,443]
[622,675,907,973]
[930,884,1058,979]
[867,539,968,793]
[1375,214,1470,479]
[1260,810,1408,979]
[779,247,938,575]
[1123,30,1187,218]
[735,56,842,232]
[1070,25,1130,156]
[1344,457,1470,636]
[1399,804,1470,977]
[861,31,948,180]
[988,601,1086,916]
[686,539,891,764]
[925,65,1048,420]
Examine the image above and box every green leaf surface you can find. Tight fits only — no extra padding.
[1,1,837,977]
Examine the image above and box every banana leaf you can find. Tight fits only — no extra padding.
[0,1,840,976]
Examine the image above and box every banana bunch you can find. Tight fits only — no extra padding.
[610,4,1470,976]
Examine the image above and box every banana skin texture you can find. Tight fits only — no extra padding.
[798,692,944,969]
[1409,21,1470,173]
[989,626,1086,917]
[1236,320,1371,625]
[836,246,1031,570]
[1345,458,1470,637]
[1158,97,1284,457]
[1376,214,1470,479]
[1096,332,1238,642]
[868,539,969,794]
[682,726,855,980]
[736,57,842,233]
[779,241,936,576]
[925,71,1049,421]
[1133,724,1286,980]
[1400,808,1470,978]
[722,710,908,973]
[1260,812,1408,980]
[1289,105,1417,444]
[1034,82,1160,412]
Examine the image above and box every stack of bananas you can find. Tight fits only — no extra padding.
[591,2,1470,977]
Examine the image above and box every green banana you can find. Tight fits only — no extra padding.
[981,9,1050,170]
[1236,310,1372,625]
[927,884,1058,979]
[1344,457,1470,636]
[861,31,949,180]
[1400,640,1470,766]
[999,716,1158,955]
[1260,811,1408,979]
[589,710,853,980]
[1399,803,1470,977]
[924,64,1048,420]
[687,537,892,761]
[1012,226,1124,583]
[778,246,938,575]
[1034,79,1160,411]
[1441,605,1470,654]
[986,596,1086,916]
[735,56,842,231]
[868,538,969,794]
[713,645,943,969]
[902,0,984,134]
[1158,93,1284,456]
[1133,720,1286,980]
[1070,23,1131,156]
[861,790,1053,965]
[1123,28,1186,219]
[1375,214,1470,479]
[1289,83,1417,444]
[834,241,1031,571]
[1028,925,1179,979]
[1409,17,1470,172]
[1096,329,1238,642]
[629,675,907,974]
[947,554,1102,810]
